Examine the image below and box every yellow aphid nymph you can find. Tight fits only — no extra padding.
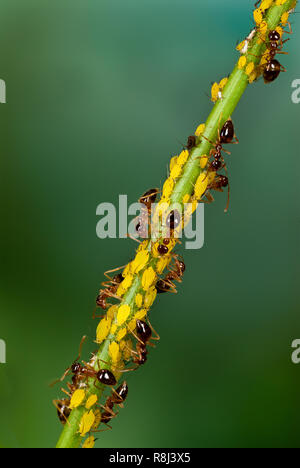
[117,304,131,326]
[79,411,96,437]
[96,318,111,344]
[109,341,120,364]
[142,267,156,291]
[82,436,95,449]
[85,394,98,410]
[70,389,86,409]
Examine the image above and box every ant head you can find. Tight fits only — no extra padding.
[219,175,229,188]
[113,273,123,284]
[71,362,81,374]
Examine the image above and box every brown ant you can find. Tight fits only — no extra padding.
[96,274,124,310]
[262,30,289,84]
[136,188,159,239]
[200,119,238,212]
[186,135,197,151]
[156,256,186,294]
[101,381,129,425]
[56,336,117,390]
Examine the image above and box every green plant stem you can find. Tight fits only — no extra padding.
[56,0,296,449]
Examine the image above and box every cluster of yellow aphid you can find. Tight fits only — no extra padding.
[57,0,297,449]
[234,0,295,84]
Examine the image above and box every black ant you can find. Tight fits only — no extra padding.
[262,30,289,84]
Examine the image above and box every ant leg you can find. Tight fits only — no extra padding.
[146,317,160,342]
[61,387,72,398]
[127,233,142,244]
[104,265,127,281]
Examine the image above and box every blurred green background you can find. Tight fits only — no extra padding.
[0,0,299,448]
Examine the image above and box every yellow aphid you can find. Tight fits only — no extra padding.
[238,56,247,70]
[248,71,257,84]
[182,194,190,204]
[79,411,96,437]
[200,155,208,169]
[134,308,148,320]
[131,249,149,274]
[137,240,148,252]
[106,305,118,322]
[96,318,111,344]
[276,26,283,37]
[260,0,273,10]
[169,155,178,172]
[128,319,137,332]
[162,178,175,199]
[194,173,208,200]
[142,267,157,291]
[121,273,134,291]
[195,123,205,137]
[92,409,102,430]
[211,82,220,102]
[85,394,98,410]
[117,285,126,297]
[109,341,120,363]
[259,21,268,35]
[281,11,289,26]
[276,0,287,5]
[156,254,171,274]
[135,293,143,308]
[82,436,95,449]
[219,77,228,89]
[236,40,246,51]
[116,328,127,342]
[170,164,183,180]
[253,8,263,25]
[70,389,86,409]
[110,323,117,335]
[144,286,157,309]
[154,201,170,220]
[122,263,131,277]
[177,149,189,166]
[245,62,255,76]
[117,304,131,326]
